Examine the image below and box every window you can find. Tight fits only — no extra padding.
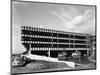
[58,39,69,43]
[75,40,87,44]
[53,33,57,37]
[70,45,74,48]
[75,35,86,39]
[70,40,74,43]
[75,45,87,48]
[70,35,73,38]
[58,33,69,38]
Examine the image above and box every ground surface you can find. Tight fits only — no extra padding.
[12,60,72,73]
[11,56,96,74]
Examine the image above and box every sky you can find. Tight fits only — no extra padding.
[12,1,96,54]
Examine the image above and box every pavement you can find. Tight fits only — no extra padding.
[12,55,96,74]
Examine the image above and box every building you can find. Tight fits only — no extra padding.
[90,36,96,57]
[21,26,92,58]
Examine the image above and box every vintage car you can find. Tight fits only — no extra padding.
[12,56,25,67]
[71,51,81,60]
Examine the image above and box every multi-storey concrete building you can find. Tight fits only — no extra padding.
[21,26,92,58]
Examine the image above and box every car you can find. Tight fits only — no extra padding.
[12,56,25,67]
[58,52,68,61]
[71,51,81,60]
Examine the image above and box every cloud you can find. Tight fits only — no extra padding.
[51,8,95,35]
[65,15,85,29]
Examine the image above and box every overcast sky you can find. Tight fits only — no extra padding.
[12,1,96,54]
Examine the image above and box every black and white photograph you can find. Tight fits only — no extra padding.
[11,0,96,74]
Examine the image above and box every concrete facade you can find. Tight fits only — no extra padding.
[21,26,92,58]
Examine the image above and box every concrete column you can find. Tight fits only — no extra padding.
[87,50,89,56]
[73,35,75,48]
[28,43,31,54]
[76,49,77,52]
[48,49,50,57]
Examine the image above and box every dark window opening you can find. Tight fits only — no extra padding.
[21,30,30,35]
[70,40,74,43]
[53,33,57,37]
[31,44,51,48]
[75,35,86,39]
[70,45,74,48]
[75,45,87,48]
[53,44,58,48]
[75,40,87,44]
[58,44,69,48]
[53,39,57,42]
[58,34,69,38]
[31,38,51,42]
[59,39,69,43]
[21,36,30,41]
[70,35,73,38]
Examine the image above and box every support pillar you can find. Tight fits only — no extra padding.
[87,50,89,56]
[48,49,50,57]
[76,49,77,52]
[28,43,31,54]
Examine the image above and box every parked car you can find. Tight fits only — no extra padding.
[58,52,68,61]
[71,51,81,60]
[12,57,25,67]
